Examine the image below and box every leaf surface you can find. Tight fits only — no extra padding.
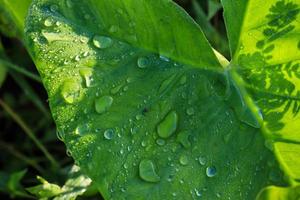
[25,0,288,199]
[222,0,300,185]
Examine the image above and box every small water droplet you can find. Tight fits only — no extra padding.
[180,75,187,85]
[157,111,178,138]
[139,159,160,183]
[104,129,114,140]
[95,96,113,114]
[50,4,58,12]
[137,57,149,69]
[199,156,206,166]
[179,155,189,166]
[186,107,195,116]
[156,139,165,146]
[44,18,53,27]
[93,35,113,49]
[159,55,169,62]
[206,166,217,177]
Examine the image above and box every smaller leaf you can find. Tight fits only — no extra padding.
[26,176,63,199]
[54,165,92,200]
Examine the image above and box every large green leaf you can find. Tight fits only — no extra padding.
[24,0,296,199]
[222,0,300,186]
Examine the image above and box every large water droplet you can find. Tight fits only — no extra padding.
[139,159,160,183]
[61,80,81,104]
[157,111,178,138]
[206,166,217,177]
[79,68,93,87]
[44,18,53,27]
[176,131,191,149]
[95,96,113,114]
[137,57,149,69]
[93,35,113,49]
[104,129,114,140]
[179,155,189,166]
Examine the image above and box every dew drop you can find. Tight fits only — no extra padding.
[93,35,113,49]
[179,155,189,166]
[159,55,170,62]
[61,80,81,104]
[206,166,217,177]
[139,159,160,183]
[186,107,195,116]
[44,18,53,27]
[199,156,206,166]
[95,96,113,114]
[104,129,114,140]
[137,57,149,69]
[180,75,187,85]
[79,68,93,87]
[156,138,165,146]
[157,111,178,138]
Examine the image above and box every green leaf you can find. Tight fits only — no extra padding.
[24,0,289,199]
[0,0,32,38]
[0,169,32,198]
[256,185,300,200]
[26,166,92,200]
[222,0,300,186]
[26,176,63,199]
[54,165,92,200]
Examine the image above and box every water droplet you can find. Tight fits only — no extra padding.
[61,80,81,104]
[195,188,202,197]
[198,156,206,166]
[75,124,88,135]
[109,25,119,33]
[180,75,187,85]
[139,159,160,183]
[104,129,114,140]
[179,155,189,166]
[95,96,113,114]
[186,107,195,116]
[157,111,178,138]
[93,35,113,49]
[44,18,53,27]
[66,0,73,8]
[159,55,170,62]
[137,57,149,69]
[50,4,58,12]
[206,166,217,177]
[156,139,165,146]
[176,131,191,149]
[79,68,93,87]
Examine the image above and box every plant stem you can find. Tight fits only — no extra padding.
[0,99,59,168]
[0,58,42,83]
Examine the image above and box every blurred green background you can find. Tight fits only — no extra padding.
[0,0,229,199]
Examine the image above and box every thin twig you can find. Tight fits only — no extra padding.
[0,99,59,168]
[0,58,42,83]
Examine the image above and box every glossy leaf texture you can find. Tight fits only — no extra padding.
[222,0,300,187]
[25,0,287,199]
